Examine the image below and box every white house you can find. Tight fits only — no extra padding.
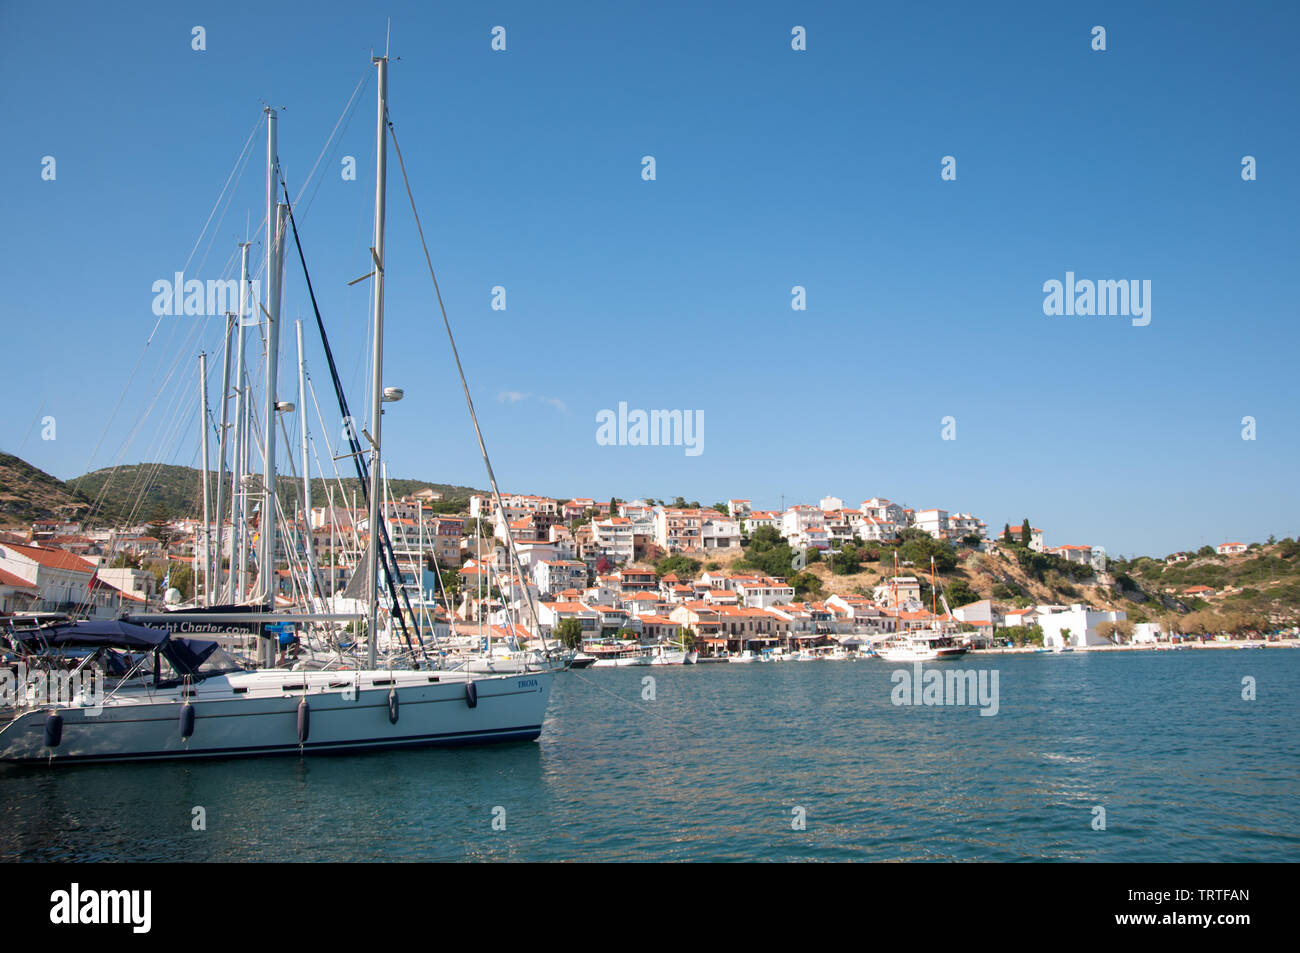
[794,526,831,553]
[737,579,795,609]
[856,516,901,542]
[1038,604,1127,649]
[0,542,100,613]
[744,510,781,534]
[873,576,921,608]
[781,505,824,540]
[1132,622,1162,644]
[914,509,949,540]
[861,498,904,524]
[533,559,588,597]
[952,598,993,625]
[700,513,742,550]
[1216,542,1248,555]
[592,518,636,563]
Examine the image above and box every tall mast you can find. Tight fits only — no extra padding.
[259,105,283,619]
[366,54,389,669]
[213,312,233,602]
[198,352,212,606]
[930,554,937,621]
[296,319,315,603]
[228,241,250,598]
[230,241,252,601]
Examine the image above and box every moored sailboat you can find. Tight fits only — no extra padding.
[1,53,556,764]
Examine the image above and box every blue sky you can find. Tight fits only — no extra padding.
[1,0,1297,558]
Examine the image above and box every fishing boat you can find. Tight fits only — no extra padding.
[877,630,969,662]
[875,553,968,662]
[0,54,556,764]
[585,640,686,666]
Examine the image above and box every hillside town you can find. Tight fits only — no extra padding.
[2,489,1286,656]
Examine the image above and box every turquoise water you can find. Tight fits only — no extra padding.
[2,650,1297,861]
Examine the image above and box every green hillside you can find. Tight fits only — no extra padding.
[70,462,483,524]
[0,452,96,526]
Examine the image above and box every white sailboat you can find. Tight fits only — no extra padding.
[0,54,555,764]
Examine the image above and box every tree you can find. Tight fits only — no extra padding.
[1020,519,1031,546]
[555,618,584,650]
[656,554,701,578]
[831,545,861,575]
[789,571,822,599]
[1002,524,1013,544]
[1008,622,1044,646]
[944,579,979,607]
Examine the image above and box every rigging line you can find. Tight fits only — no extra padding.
[292,67,372,219]
[386,117,554,664]
[275,409,324,616]
[180,111,267,288]
[269,427,313,618]
[108,316,216,527]
[192,132,263,297]
[304,375,362,559]
[278,178,424,664]
[72,223,248,516]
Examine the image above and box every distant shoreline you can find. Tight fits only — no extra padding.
[971,639,1299,655]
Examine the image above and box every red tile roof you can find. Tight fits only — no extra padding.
[0,567,38,590]
[0,542,95,575]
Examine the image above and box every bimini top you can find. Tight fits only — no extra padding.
[11,619,170,651]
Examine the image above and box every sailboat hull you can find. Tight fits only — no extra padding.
[0,669,552,765]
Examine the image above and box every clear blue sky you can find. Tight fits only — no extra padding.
[1,0,1297,558]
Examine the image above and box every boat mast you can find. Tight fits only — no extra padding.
[198,352,212,606]
[366,54,389,669]
[213,312,233,602]
[930,554,937,626]
[230,241,252,601]
[259,104,283,625]
[296,318,315,604]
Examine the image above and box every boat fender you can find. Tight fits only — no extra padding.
[465,680,478,709]
[387,688,400,724]
[297,697,310,744]
[179,701,196,740]
[44,711,64,748]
